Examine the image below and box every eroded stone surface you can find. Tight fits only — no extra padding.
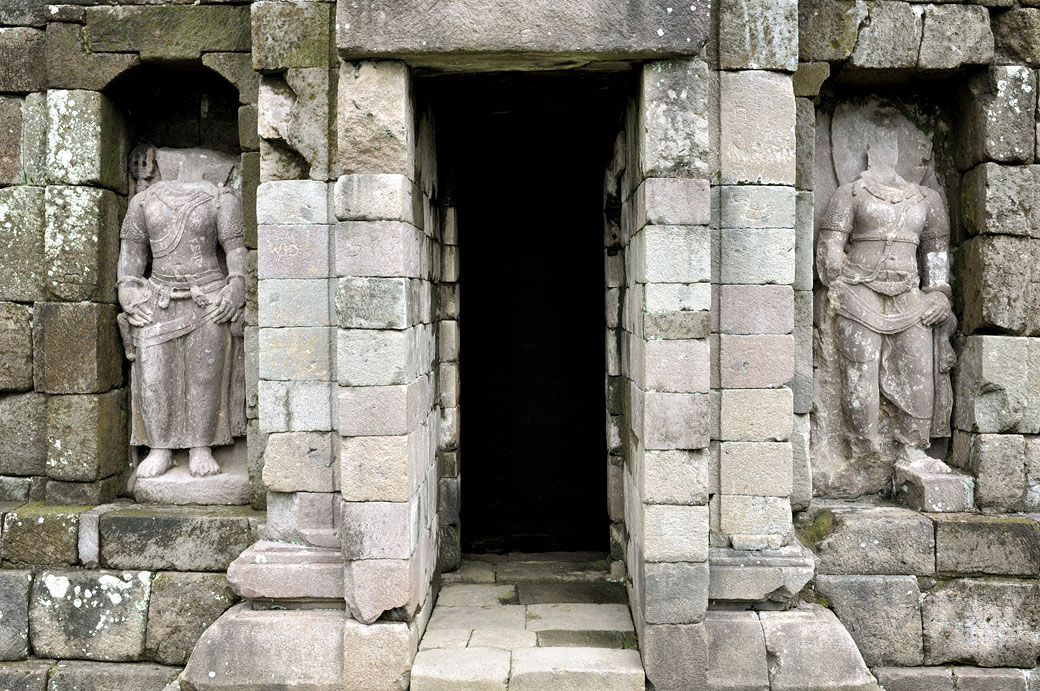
[145,572,237,665]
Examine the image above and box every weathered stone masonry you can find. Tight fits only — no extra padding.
[0,0,1039,688]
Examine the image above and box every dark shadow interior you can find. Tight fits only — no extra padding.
[423,72,633,553]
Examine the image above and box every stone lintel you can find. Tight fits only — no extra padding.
[335,0,711,71]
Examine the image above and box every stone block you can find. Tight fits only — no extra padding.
[721,186,796,230]
[642,392,710,450]
[643,504,709,562]
[30,569,149,661]
[873,667,953,691]
[644,339,709,394]
[0,28,45,93]
[85,5,251,60]
[337,379,430,437]
[258,279,330,327]
[642,311,711,340]
[961,165,1040,239]
[922,578,1040,667]
[719,495,792,540]
[0,0,45,26]
[708,543,814,604]
[993,9,1040,67]
[758,606,876,691]
[258,68,329,181]
[720,228,796,285]
[0,392,46,476]
[44,185,120,303]
[957,67,1037,170]
[0,97,22,186]
[0,659,51,691]
[345,557,415,624]
[0,186,45,302]
[848,1,921,71]
[335,221,423,279]
[32,302,122,394]
[2,503,82,566]
[411,648,510,691]
[264,491,338,548]
[258,380,332,432]
[99,505,258,572]
[227,541,344,601]
[256,180,329,225]
[638,59,713,180]
[262,431,335,493]
[816,574,923,666]
[954,336,1040,433]
[45,91,127,193]
[637,225,711,284]
[954,433,1026,511]
[811,505,935,575]
[798,0,867,62]
[257,225,330,279]
[337,328,416,386]
[336,277,416,330]
[202,52,260,104]
[918,4,994,70]
[427,604,524,631]
[337,2,710,67]
[893,459,975,513]
[719,334,795,388]
[644,561,708,625]
[340,500,413,560]
[960,236,1034,335]
[720,388,793,442]
[45,477,119,506]
[796,102,815,192]
[954,668,1028,691]
[641,622,708,691]
[0,570,30,660]
[337,61,414,178]
[181,604,347,690]
[643,449,708,506]
[258,327,331,381]
[438,362,458,408]
[509,647,643,691]
[705,611,769,690]
[723,283,794,335]
[252,0,329,70]
[340,434,419,503]
[334,174,422,227]
[793,62,831,98]
[934,514,1039,577]
[718,0,797,71]
[240,153,259,248]
[45,23,139,93]
[720,71,795,185]
[720,442,793,497]
[45,391,124,483]
[145,572,237,666]
[340,618,416,691]
[46,662,181,691]
[634,178,711,228]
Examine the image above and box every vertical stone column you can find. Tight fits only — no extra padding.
[436,204,461,571]
[953,65,1040,514]
[712,0,798,553]
[621,59,714,691]
[333,60,441,687]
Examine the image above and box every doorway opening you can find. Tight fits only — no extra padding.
[423,72,633,553]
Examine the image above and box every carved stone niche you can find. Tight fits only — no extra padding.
[812,96,970,505]
[120,146,250,505]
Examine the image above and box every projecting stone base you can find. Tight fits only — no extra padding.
[893,455,975,513]
[130,440,249,506]
[708,542,815,607]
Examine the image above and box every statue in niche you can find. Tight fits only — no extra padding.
[117,143,247,479]
[813,98,957,496]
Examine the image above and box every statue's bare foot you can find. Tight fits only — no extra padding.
[189,447,220,477]
[137,448,173,478]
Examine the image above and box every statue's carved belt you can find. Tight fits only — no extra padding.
[841,266,918,297]
[849,232,919,245]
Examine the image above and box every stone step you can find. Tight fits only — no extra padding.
[410,646,644,691]
[443,553,611,585]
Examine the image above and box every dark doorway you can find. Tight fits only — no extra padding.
[424,72,632,553]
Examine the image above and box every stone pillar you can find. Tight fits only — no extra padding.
[619,59,714,691]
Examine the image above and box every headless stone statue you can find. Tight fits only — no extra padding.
[118,144,247,479]
[816,136,955,463]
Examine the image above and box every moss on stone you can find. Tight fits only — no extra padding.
[796,508,835,548]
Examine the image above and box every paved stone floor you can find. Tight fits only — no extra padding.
[412,553,645,690]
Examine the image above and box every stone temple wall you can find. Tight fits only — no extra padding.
[0,0,1038,688]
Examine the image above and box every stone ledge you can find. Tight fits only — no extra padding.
[227,540,344,602]
[708,542,814,606]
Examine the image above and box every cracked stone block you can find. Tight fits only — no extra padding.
[708,543,814,605]
[917,4,993,71]
[849,1,922,71]
[30,569,150,661]
[956,67,1037,170]
[809,504,935,576]
[265,491,339,548]
[337,61,414,178]
[344,558,417,624]
[145,572,237,665]
[641,623,707,691]
[798,0,867,62]
[84,5,251,60]
[227,541,344,601]
[705,611,768,689]
[934,514,1039,577]
[0,28,45,93]
[32,302,122,394]
[816,575,923,666]
[262,431,335,493]
[43,185,120,303]
[45,90,128,193]
[0,186,45,302]
[258,69,329,181]
[961,165,1040,240]
[99,505,259,572]
[960,236,1035,336]
[922,578,1040,667]
[258,380,332,433]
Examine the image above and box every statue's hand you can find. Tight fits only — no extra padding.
[125,305,154,327]
[211,279,245,324]
[921,290,951,326]
[118,280,154,326]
